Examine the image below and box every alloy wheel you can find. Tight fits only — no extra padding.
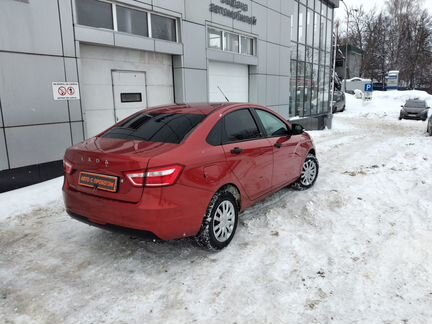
[212,200,236,243]
[300,160,317,186]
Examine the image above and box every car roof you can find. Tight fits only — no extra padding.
[144,103,252,116]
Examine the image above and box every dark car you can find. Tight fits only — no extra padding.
[427,114,432,136]
[399,99,430,121]
[332,90,345,113]
[63,103,318,250]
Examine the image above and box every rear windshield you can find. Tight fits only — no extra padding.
[405,100,426,108]
[102,113,206,144]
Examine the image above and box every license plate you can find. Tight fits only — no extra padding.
[79,172,118,193]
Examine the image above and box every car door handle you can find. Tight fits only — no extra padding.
[274,143,282,148]
[230,147,244,154]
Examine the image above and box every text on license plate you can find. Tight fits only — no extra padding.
[79,172,118,192]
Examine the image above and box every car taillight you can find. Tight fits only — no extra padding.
[125,171,146,187]
[63,159,73,174]
[125,165,183,187]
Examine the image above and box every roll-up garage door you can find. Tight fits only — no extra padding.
[208,61,249,102]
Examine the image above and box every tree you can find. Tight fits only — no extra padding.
[340,0,432,91]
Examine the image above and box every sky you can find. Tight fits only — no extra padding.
[335,0,432,21]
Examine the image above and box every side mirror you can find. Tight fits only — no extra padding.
[426,106,430,109]
[401,105,404,108]
[291,123,304,135]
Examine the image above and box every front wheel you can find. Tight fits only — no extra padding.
[292,154,319,190]
[195,190,239,250]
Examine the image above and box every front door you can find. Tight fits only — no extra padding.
[253,109,302,189]
[112,71,147,122]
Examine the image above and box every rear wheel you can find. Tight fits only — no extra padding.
[195,190,239,250]
[428,122,432,136]
[292,154,319,191]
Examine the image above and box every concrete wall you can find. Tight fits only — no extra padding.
[0,0,82,170]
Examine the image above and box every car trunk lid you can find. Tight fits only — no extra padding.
[65,137,178,203]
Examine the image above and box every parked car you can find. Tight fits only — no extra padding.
[427,114,432,136]
[399,99,430,121]
[332,90,346,113]
[63,103,318,250]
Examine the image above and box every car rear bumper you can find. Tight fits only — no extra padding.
[63,182,212,240]
[68,211,160,241]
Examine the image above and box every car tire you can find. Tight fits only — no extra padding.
[428,123,432,136]
[292,154,319,191]
[399,116,403,120]
[195,190,239,250]
[342,105,346,112]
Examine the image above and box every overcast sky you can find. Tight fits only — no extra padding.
[335,0,432,21]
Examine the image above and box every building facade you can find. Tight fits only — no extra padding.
[0,0,338,192]
[336,44,364,81]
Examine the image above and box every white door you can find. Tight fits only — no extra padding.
[112,71,147,122]
[208,61,249,102]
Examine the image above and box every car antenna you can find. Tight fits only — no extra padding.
[217,86,230,102]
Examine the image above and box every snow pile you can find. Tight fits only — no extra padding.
[342,90,432,120]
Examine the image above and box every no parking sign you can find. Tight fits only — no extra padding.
[52,82,80,100]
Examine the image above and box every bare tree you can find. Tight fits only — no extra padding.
[340,0,432,91]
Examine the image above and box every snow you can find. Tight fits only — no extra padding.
[0,177,63,222]
[1,90,432,323]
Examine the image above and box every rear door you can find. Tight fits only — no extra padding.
[253,109,302,188]
[221,109,273,201]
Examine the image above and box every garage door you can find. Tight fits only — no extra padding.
[79,44,173,138]
[208,61,249,102]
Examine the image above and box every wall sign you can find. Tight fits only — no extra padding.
[52,82,80,100]
[210,0,257,25]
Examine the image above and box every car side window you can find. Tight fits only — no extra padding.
[207,119,223,146]
[223,109,261,144]
[255,109,288,137]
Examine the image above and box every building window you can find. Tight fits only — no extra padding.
[289,0,335,118]
[151,14,176,41]
[223,32,239,53]
[117,5,148,37]
[241,36,254,55]
[208,27,256,56]
[75,0,178,42]
[120,93,142,103]
[76,0,113,30]
[299,4,306,44]
[208,28,222,49]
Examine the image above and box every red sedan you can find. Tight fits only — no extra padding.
[63,103,318,250]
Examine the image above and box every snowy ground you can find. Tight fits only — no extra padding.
[1,91,432,324]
